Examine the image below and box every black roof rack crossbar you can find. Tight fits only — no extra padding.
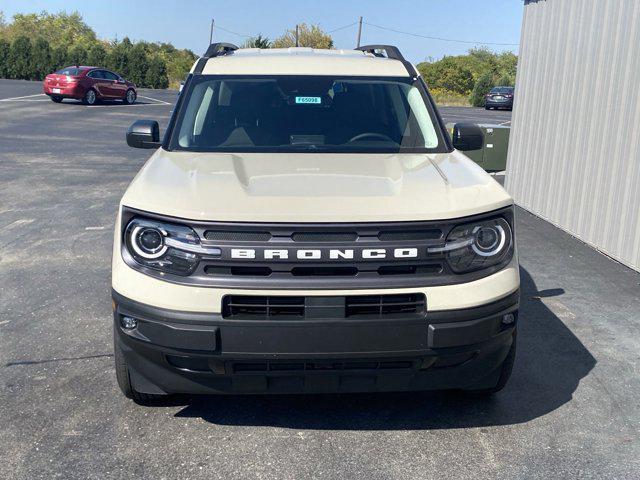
[356,45,405,61]
[355,44,418,77]
[193,42,239,74]
[203,42,239,58]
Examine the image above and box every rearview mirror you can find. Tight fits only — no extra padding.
[126,120,161,149]
[452,123,484,151]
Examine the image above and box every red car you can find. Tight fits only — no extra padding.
[43,66,137,105]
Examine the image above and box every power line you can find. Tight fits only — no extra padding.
[363,21,519,46]
[215,24,252,38]
[327,21,358,34]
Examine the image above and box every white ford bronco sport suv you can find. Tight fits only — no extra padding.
[112,44,519,403]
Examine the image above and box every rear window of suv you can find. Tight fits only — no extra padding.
[170,75,447,154]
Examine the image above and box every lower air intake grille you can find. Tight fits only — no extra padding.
[345,294,426,318]
[222,294,426,319]
[223,295,305,319]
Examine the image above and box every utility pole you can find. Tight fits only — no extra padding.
[209,18,215,45]
[356,16,363,47]
[295,24,299,47]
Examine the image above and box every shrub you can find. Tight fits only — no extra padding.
[8,35,33,79]
[470,73,495,107]
[31,38,52,79]
[0,39,10,78]
[145,55,168,89]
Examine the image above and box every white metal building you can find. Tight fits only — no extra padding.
[506,0,640,272]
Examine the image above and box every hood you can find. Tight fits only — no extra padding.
[121,150,512,223]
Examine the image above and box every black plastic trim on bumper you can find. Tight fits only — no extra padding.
[113,287,519,394]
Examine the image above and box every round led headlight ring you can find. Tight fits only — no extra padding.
[472,224,507,257]
[130,225,167,259]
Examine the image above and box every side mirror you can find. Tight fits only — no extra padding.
[452,123,484,151]
[126,120,161,149]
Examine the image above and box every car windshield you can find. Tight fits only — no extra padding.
[490,87,514,94]
[171,75,445,153]
[55,67,83,76]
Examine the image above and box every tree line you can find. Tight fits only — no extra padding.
[0,11,518,102]
[0,11,196,89]
[417,48,518,107]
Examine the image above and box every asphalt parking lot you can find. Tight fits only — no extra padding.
[1,78,639,479]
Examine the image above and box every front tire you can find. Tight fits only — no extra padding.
[114,329,164,405]
[123,89,136,105]
[82,89,97,105]
[50,95,63,103]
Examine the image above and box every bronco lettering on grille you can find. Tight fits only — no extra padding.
[230,248,419,261]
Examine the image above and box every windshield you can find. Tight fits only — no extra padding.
[170,75,446,153]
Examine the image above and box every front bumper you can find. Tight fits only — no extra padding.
[113,289,519,395]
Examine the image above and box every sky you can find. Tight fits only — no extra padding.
[1,0,524,63]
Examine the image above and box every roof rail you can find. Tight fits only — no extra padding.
[193,42,239,74]
[355,44,417,77]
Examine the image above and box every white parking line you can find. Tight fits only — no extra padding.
[138,95,171,105]
[0,93,46,102]
[499,120,512,126]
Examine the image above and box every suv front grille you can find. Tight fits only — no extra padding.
[222,294,426,320]
[345,294,426,317]
[223,295,305,318]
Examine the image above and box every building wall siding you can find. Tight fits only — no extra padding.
[507,0,640,272]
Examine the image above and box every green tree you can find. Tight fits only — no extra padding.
[497,74,514,87]
[0,39,10,78]
[243,34,271,49]
[272,24,333,49]
[5,11,96,49]
[126,43,148,85]
[470,72,495,107]
[86,42,107,66]
[50,44,68,71]
[418,57,474,94]
[105,38,132,77]
[67,43,87,66]
[496,51,518,80]
[7,35,33,79]
[145,55,168,89]
[31,37,52,79]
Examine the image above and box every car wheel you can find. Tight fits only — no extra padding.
[462,330,516,396]
[123,89,137,105]
[50,95,63,103]
[114,328,164,405]
[82,89,97,105]
[485,105,490,110]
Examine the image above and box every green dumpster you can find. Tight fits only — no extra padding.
[447,123,510,172]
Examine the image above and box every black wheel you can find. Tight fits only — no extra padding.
[114,328,164,405]
[50,95,63,103]
[485,105,491,110]
[82,88,97,105]
[463,331,516,396]
[123,89,136,105]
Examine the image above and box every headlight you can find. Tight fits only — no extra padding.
[124,218,220,276]
[429,217,513,274]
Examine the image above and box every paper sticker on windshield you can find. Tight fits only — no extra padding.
[295,96,322,104]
